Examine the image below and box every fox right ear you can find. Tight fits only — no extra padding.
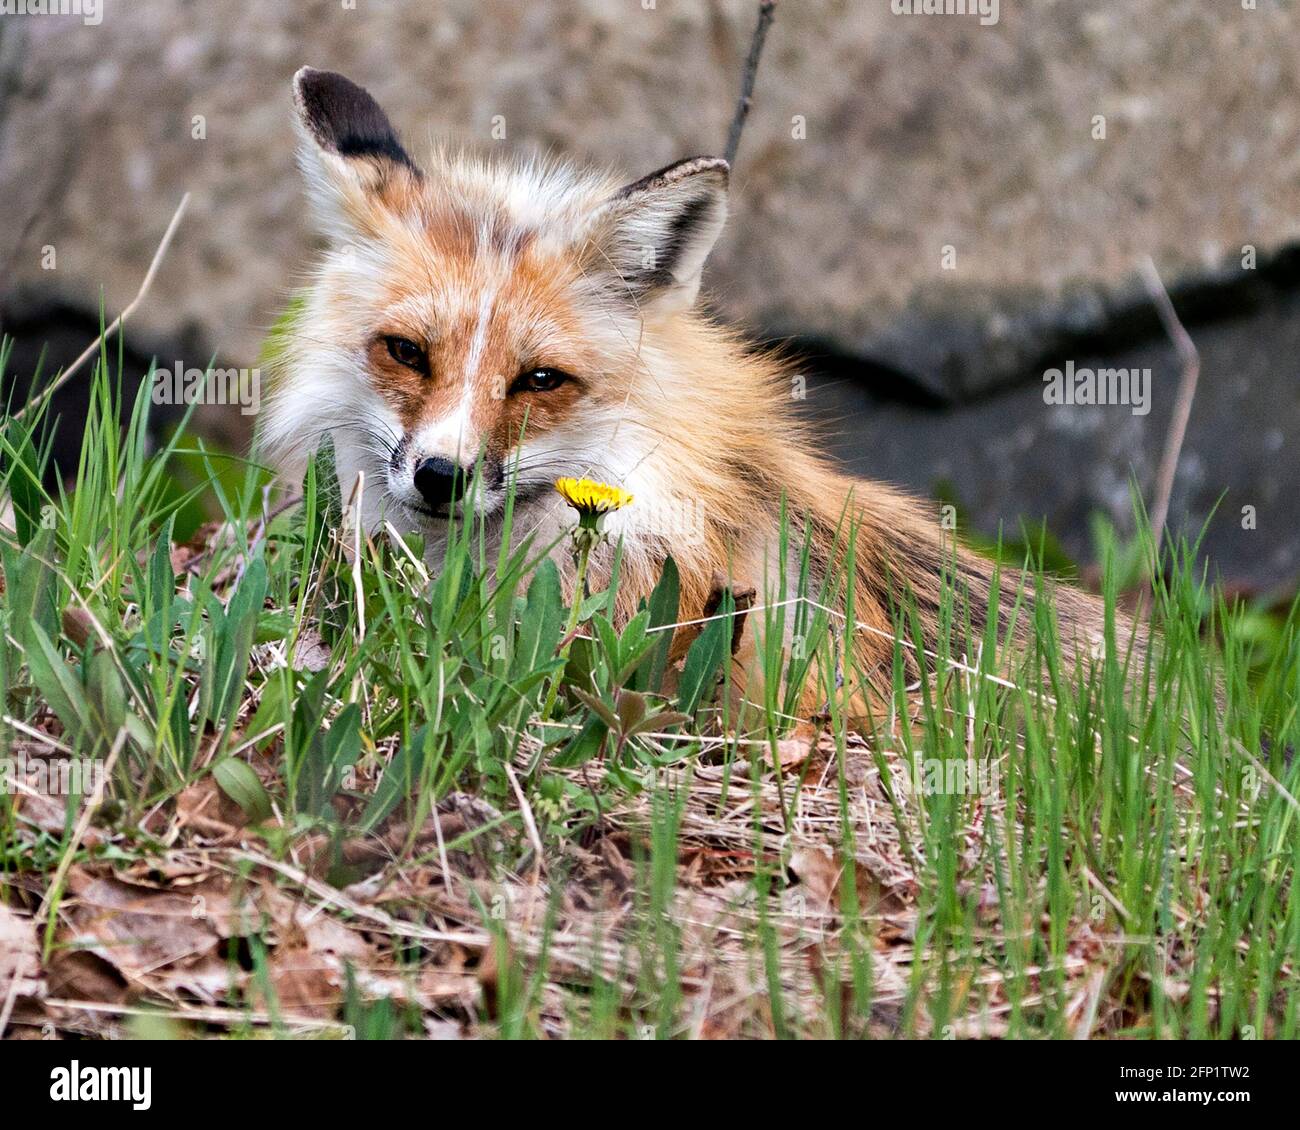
[584,156,730,315]
[292,67,419,239]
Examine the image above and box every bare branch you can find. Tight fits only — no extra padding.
[723,1,777,168]
[1139,256,1201,554]
[13,192,191,424]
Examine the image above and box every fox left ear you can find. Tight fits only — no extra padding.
[291,67,419,240]
[587,156,729,313]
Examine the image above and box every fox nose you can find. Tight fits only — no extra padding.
[413,456,470,511]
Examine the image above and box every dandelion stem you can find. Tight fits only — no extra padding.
[541,538,594,722]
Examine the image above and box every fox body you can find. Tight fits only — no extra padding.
[262,70,1132,710]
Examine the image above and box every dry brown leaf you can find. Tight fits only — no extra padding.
[257,913,381,1020]
[292,628,332,672]
[0,903,45,1004]
[300,912,371,963]
[45,949,126,1006]
[119,851,225,888]
[260,947,343,1020]
[33,848,484,1028]
[61,868,237,986]
[419,968,478,1006]
[775,737,814,770]
[11,769,104,847]
[175,778,249,840]
[788,844,841,913]
[853,859,913,919]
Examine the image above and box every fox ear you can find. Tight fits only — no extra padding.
[587,156,729,313]
[292,67,418,239]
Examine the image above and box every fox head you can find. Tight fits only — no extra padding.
[261,68,735,554]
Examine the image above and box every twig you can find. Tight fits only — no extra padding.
[33,729,125,932]
[13,192,191,424]
[39,997,351,1035]
[1138,256,1200,554]
[723,1,777,167]
[504,760,546,933]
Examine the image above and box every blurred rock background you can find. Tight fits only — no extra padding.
[1,0,1297,590]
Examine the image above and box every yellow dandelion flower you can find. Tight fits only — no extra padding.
[554,477,634,519]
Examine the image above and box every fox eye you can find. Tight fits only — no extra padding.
[384,336,427,373]
[511,367,570,394]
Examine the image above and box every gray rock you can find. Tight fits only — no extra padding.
[806,285,1300,592]
[1,0,1298,390]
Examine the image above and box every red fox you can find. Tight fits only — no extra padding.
[262,69,1139,712]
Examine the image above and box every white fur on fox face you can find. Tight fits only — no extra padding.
[509,405,646,491]
[399,283,498,476]
[407,383,478,465]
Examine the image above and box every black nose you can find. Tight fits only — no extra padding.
[413,456,470,511]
